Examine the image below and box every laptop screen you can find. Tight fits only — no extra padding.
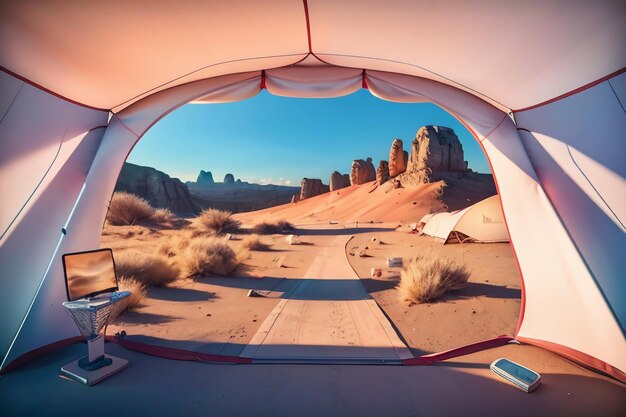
[62,249,119,301]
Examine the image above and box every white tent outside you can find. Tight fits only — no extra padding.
[0,1,624,382]
[420,196,509,244]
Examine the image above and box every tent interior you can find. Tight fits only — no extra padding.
[0,0,624,414]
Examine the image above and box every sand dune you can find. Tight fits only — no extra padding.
[236,180,446,225]
[236,172,496,226]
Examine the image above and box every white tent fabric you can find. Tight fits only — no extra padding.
[420,196,509,243]
[0,1,624,381]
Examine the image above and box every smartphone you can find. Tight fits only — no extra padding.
[490,358,541,392]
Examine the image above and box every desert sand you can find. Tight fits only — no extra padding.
[346,227,521,354]
[102,224,324,355]
[102,177,520,358]
[236,180,446,224]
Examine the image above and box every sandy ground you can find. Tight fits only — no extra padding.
[101,178,518,357]
[101,222,333,355]
[236,180,446,224]
[346,226,521,354]
[101,221,520,359]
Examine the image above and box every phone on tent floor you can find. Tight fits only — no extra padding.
[490,358,541,392]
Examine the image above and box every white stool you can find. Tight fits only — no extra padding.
[60,291,130,386]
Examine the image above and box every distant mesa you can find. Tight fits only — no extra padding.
[300,178,329,200]
[115,162,199,215]
[197,170,215,185]
[187,169,299,213]
[330,171,350,191]
[223,173,235,184]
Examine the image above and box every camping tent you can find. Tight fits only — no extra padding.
[0,1,624,382]
[420,196,509,243]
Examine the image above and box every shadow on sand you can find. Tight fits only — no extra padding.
[446,282,521,301]
[148,286,218,302]
[297,227,395,236]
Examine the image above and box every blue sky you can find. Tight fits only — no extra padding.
[128,89,490,185]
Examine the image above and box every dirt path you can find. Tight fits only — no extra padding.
[241,233,412,363]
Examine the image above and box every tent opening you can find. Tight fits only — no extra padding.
[98,89,522,362]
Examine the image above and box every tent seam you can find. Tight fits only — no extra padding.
[607,79,626,113]
[0,81,24,125]
[513,67,626,113]
[565,145,625,229]
[0,66,110,112]
[479,114,509,143]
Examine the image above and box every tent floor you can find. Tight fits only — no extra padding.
[0,342,623,416]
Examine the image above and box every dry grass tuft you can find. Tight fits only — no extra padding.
[398,257,470,303]
[182,236,241,277]
[241,234,270,251]
[151,208,176,225]
[109,277,148,322]
[197,209,241,235]
[156,241,177,258]
[106,192,154,226]
[114,250,180,286]
[252,219,295,234]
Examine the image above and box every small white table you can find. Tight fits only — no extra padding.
[60,291,131,386]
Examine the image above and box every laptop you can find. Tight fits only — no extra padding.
[62,248,119,302]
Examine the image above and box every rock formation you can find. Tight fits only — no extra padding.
[388,139,407,177]
[399,125,466,186]
[376,160,389,185]
[196,170,215,185]
[365,157,376,180]
[223,173,235,184]
[350,158,376,185]
[290,194,300,204]
[115,162,199,215]
[330,171,350,191]
[300,178,330,200]
[409,125,465,173]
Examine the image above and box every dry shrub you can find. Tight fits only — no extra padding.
[252,219,295,234]
[241,234,270,251]
[182,236,240,277]
[398,257,470,303]
[152,208,175,225]
[109,277,147,322]
[174,232,193,250]
[114,250,180,286]
[157,240,177,258]
[107,192,154,226]
[156,232,193,258]
[197,209,241,235]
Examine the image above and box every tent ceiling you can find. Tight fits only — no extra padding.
[1,1,624,111]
